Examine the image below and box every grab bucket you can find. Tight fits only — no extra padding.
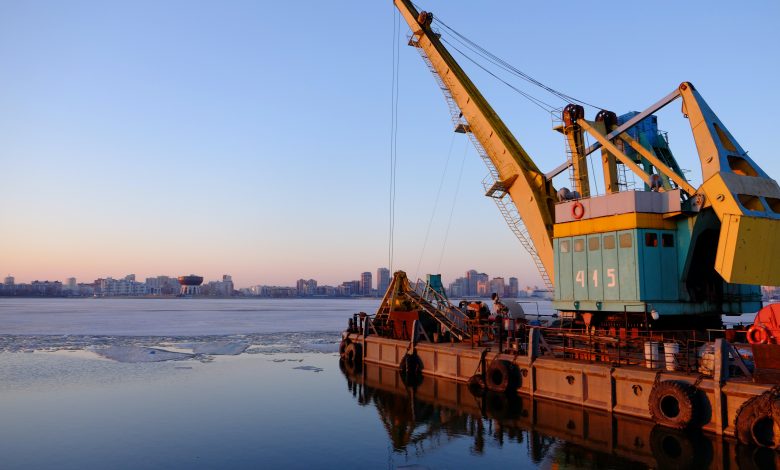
[644,341,659,369]
[664,342,680,371]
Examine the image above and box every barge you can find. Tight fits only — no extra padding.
[340,272,780,449]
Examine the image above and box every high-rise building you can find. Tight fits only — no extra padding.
[360,272,372,296]
[508,277,519,298]
[466,270,479,297]
[376,268,390,296]
[66,277,78,293]
[489,277,505,297]
[296,279,317,296]
[4,275,14,286]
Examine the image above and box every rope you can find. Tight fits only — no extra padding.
[437,139,470,273]
[441,38,555,113]
[389,6,401,273]
[433,17,602,110]
[414,132,457,281]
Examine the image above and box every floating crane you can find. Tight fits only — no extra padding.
[394,0,780,329]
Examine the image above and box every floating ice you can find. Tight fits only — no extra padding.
[94,346,194,363]
[191,341,249,355]
[293,365,324,373]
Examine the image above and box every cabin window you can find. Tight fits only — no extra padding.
[574,239,585,252]
[619,233,633,248]
[603,235,615,250]
[645,232,658,247]
[560,240,570,253]
[662,233,674,247]
[588,237,600,251]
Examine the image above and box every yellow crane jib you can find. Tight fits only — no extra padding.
[394,0,557,281]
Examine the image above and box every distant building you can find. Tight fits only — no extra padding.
[296,279,318,297]
[489,277,505,297]
[508,277,519,298]
[448,277,468,298]
[4,275,14,286]
[66,277,78,294]
[100,277,147,296]
[360,272,372,296]
[124,274,136,282]
[376,268,390,296]
[339,280,361,297]
[178,275,204,296]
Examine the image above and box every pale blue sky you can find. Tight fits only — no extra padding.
[1,0,778,287]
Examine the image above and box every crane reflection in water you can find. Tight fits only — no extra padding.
[340,361,777,470]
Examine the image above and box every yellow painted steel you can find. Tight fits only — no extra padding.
[617,133,697,196]
[578,120,654,188]
[563,125,590,198]
[394,0,557,279]
[553,213,677,238]
[716,215,780,285]
[593,120,619,194]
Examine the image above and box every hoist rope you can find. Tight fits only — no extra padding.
[437,139,470,273]
[414,132,458,281]
[389,6,402,273]
[441,37,556,113]
[433,17,602,110]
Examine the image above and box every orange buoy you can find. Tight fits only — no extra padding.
[747,325,769,345]
[572,201,585,220]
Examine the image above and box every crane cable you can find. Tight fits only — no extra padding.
[433,16,602,110]
[437,139,470,273]
[414,132,457,282]
[389,6,401,273]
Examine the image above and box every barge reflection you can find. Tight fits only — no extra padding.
[341,362,778,470]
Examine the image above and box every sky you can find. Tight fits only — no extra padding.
[1,0,779,288]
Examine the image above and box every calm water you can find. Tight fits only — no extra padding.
[0,298,772,469]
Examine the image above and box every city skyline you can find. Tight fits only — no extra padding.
[2,1,778,289]
[1,266,540,293]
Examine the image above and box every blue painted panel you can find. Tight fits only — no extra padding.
[572,237,588,300]
[617,230,638,301]
[587,234,603,301]
[601,232,620,301]
[558,237,574,301]
[660,231,679,300]
[640,229,662,300]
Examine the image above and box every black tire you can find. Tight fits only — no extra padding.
[648,381,698,430]
[338,338,350,358]
[735,392,780,449]
[649,426,712,470]
[344,342,362,368]
[467,375,486,397]
[486,360,516,394]
[399,353,423,377]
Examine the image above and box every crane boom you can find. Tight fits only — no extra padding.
[394,0,557,280]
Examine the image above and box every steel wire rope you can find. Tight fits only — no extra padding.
[440,37,555,114]
[389,7,402,272]
[433,17,602,110]
[414,132,458,282]
[437,139,470,273]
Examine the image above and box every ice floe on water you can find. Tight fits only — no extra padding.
[93,346,194,363]
[293,365,324,373]
[0,332,341,363]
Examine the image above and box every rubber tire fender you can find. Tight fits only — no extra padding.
[467,374,486,397]
[486,360,516,394]
[344,342,362,366]
[338,338,351,358]
[400,353,423,377]
[735,392,780,449]
[648,381,698,430]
